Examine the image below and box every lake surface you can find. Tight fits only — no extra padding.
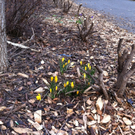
[75,0,135,33]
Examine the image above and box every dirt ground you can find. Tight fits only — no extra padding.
[0,0,135,134]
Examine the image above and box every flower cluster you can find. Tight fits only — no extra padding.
[59,57,70,75]
[80,60,95,85]
[49,76,58,99]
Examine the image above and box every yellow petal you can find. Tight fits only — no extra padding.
[62,57,65,62]
[51,76,53,82]
[50,88,52,93]
[55,76,58,83]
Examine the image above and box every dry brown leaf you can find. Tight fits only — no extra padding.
[28,99,36,104]
[34,87,45,93]
[42,78,50,85]
[96,96,104,111]
[123,117,132,125]
[12,127,32,134]
[83,113,87,129]
[28,119,43,131]
[48,71,58,76]
[103,71,108,76]
[131,124,135,129]
[0,106,6,111]
[67,108,73,114]
[34,110,42,123]
[0,121,3,125]
[101,114,111,123]
[77,66,81,77]
[17,73,29,78]
[86,99,93,105]
[73,120,79,126]
[87,115,94,121]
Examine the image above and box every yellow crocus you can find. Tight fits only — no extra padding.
[66,81,69,85]
[50,88,52,93]
[64,83,66,87]
[36,94,41,101]
[65,63,67,66]
[63,64,65,68]
[88,82,90,85]
[80,61,82,65]
[55,76,58,83]
[51,76,53,82]
[88,63,91,70]
[55,86,58,91]
[62,57,65,62]
[68,59,70,64]
[71,82,74,88]
[85,66,87,71]
[83,73,86,79]
[76,91,79,95]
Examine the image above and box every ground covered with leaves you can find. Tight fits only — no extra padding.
[0,0,135,134]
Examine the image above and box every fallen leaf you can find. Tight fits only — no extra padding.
[73,120,79,126]
[12,127,32,134]
[34,110,42,123]
[103,71,108,76]
[123,117,132,125]
[131,124,135,129]
[42,78,50,85]
[67,108,73,114]
[34,87,45,93]
[101,114,111,123]
[86,99,93,105]
[96,96,104,111]
[0,121,3,125]
[17,73,29,78]
[0,106,6,111]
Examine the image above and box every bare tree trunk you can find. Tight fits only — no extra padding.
[0,0,8,72]
[115,39,135,97]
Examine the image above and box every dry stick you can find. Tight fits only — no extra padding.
[77,4,82,16]
[92,59,109,100]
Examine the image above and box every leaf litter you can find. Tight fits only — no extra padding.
[0,0,135,134]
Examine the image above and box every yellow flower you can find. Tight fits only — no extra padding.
[64,83,66,87]
[76,91,79,95]
[51,76,53,82]
[83,73,86,79]
[71,82,74,88]
[66,81,69,85]
[36,94,41,101]
[88,63,91,70]
[55,86,58,91]
[63,64,65,68]
[68,59,70,64]
[50,88,52,93]
[65,63,67,66]
[62,57,65,62]
[88,82,90,85]
[85,66,87,71]
[55,76,58,83]
[80,61,82,65]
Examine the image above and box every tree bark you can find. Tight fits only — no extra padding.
[0,0,8,72]
[116,39,135,97]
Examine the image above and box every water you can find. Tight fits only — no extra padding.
[75,0,135,33]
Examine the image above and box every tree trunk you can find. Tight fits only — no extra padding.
[0,0,8,72]
[115,39,135,97]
